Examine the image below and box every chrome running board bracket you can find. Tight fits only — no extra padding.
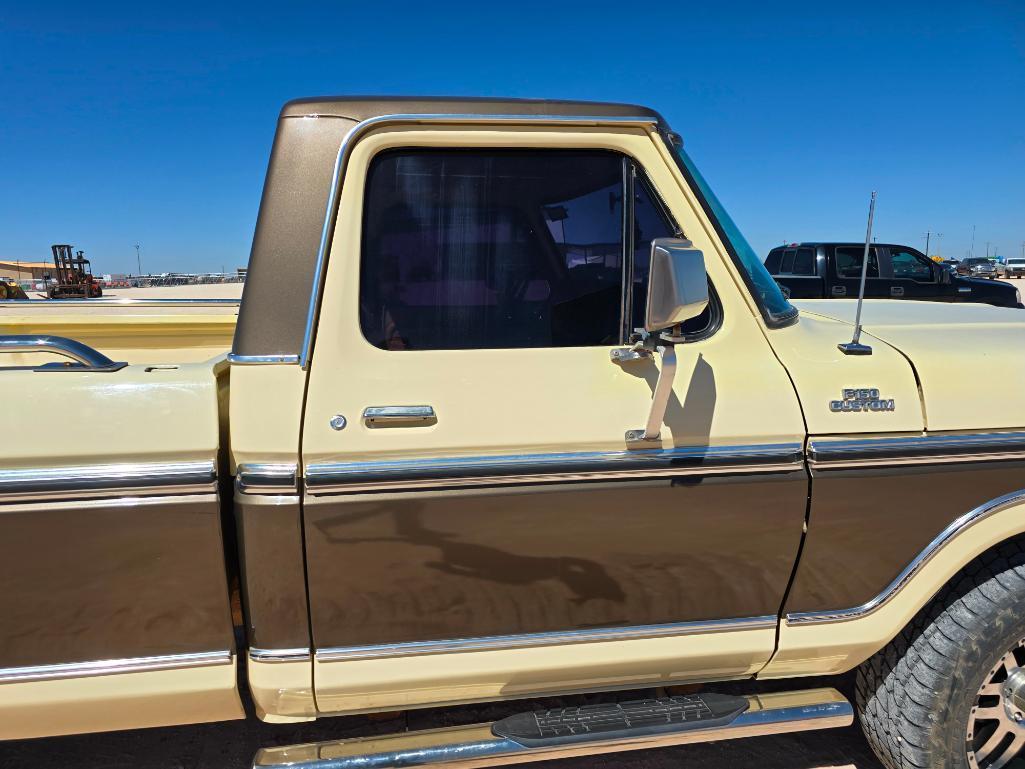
[252,687,852,768]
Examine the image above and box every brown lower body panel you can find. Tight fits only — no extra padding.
[785,460,1025,614]
[303,472,807,649]
[0,494,235,668]
[234,492,312,651]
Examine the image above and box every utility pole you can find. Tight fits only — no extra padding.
[924,231,931,257]
[970,225,976,258]
[986,242,991,259]
[134,244,142,276]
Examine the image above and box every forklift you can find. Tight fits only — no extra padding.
[47,244,102,298]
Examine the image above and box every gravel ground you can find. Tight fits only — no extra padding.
[0,673,883,769]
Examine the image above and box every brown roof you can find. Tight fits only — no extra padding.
[0,260,52,268]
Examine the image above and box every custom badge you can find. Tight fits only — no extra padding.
[829,388,895,413]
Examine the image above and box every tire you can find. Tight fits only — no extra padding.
[856,538,1025,769]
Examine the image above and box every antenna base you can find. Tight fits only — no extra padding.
[838,342,873,356]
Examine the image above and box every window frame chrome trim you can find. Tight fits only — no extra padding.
[304,442,805,495]
[315,615,777,663]
[786,487,1025,625]
[297,112,663,370]
[808,431,1025,469]
[0,460,217,502]
[0,650,233,683]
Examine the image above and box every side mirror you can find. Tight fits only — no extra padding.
[611,238,709,446]
[645,238,709,334]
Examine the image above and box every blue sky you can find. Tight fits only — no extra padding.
[1,1,1023,274]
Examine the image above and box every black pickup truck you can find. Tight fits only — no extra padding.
[766,242,1021,307]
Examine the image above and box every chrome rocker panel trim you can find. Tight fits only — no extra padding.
[787,487,1025,625]
[249,647,312,664]
[305,443,805,494]
[252,688,852,768]
[808,431,1025,469]
[0,650,233,683]
[316,616,777,663]
[0,460,218,502]
[236,463,300,494]
[298,112,662,369]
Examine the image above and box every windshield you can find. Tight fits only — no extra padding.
[1009,259,1025,265]
[668,141,798,327]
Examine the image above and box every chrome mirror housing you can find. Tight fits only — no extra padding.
[645,238,709,334]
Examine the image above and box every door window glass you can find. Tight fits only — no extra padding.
[835,247,880,278]
[890,249,934,281]
[360,150,624,350]
[792,248,815,275]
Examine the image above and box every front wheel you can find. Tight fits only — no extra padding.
[857,540,1025,768]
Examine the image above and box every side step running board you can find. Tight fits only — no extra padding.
[253,687,853,769]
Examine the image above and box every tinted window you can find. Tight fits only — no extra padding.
[764,248,783,273]
[780,249,796,273]
[890,248,933,280]
[793,247,815,275]
[835,247,880,278]
[361,149,629,350]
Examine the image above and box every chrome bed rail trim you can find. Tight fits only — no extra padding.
[316,616,777,663]
[0,460,217,501]
[0,650,233,683]
[0,334,126,371]
[787,488,1025,625]
[305,443,805,494]
[236,463,299,494]
[249,647,312,664]
[808,431,1025,469]
[298,112,661,369]
[0,298,240,307]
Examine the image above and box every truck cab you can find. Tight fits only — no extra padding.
[766,241,1021,307]
[3,98,1025,769]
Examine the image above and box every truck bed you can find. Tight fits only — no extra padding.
[0,299,239,365]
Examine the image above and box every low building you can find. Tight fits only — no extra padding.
[0,260,52,281]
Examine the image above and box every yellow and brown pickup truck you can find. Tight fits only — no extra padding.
[3,97,1025,769]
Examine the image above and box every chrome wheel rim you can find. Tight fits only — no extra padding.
[967,638,1025,769]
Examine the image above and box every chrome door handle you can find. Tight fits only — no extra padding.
[362,406,437,428]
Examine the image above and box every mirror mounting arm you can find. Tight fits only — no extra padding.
[625,334,679,444]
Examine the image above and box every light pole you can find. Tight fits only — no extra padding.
[134,244,142,276]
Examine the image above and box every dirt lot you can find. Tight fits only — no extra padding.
[0,673,882,769]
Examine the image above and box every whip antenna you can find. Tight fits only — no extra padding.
[838,191,877,355]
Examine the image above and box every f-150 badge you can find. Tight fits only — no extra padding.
[830,388,895,412]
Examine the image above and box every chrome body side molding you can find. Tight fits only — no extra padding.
[315,616,776,663]
[298,112,662,369]
[808,431,1025,469]
[787,488,1025,625]
[236,463,300,494]
[0,460,217,502]
[0,650,232,683]
[305,443,804,495]
[249,647,312,664]
[227,353,301,366]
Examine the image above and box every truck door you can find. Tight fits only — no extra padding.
[829,244,890,299]
[769,245,824,299]
[300,125,808,714]
[883,245,947,301]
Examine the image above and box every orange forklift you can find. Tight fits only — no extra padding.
[47,244,102,298]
